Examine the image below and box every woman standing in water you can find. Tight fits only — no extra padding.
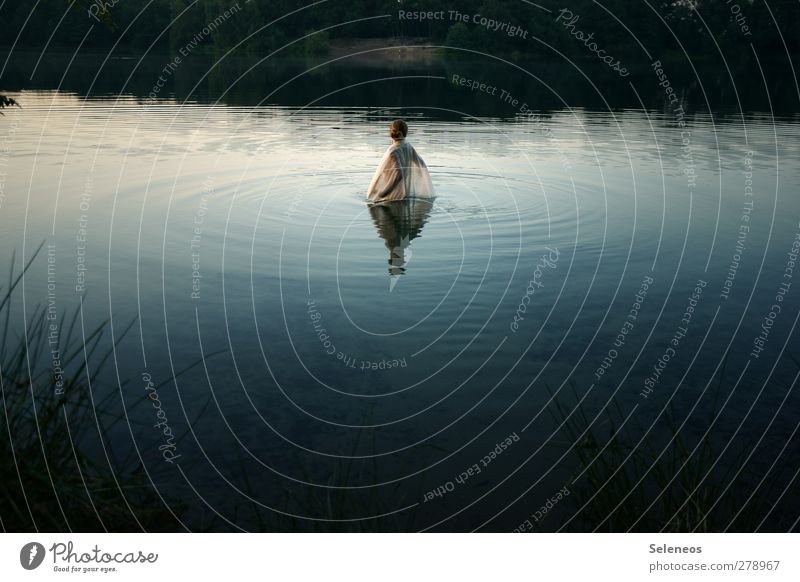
[366,119,435,203]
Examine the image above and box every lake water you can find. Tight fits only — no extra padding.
[2,54,800,531]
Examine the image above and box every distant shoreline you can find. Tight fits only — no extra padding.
[0,42,794,72]
[328,37,441,63]
[0,38,443,63]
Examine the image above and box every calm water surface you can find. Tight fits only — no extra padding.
[3,60,800,529]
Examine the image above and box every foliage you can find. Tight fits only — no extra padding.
[0,244,208,531]
[0,1,796,59]
[304,30,331,56]
[444,22,471,50]
[0,95,19,114]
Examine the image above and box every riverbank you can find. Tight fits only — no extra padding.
[328,37,441,64]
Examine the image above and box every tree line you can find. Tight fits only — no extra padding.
[0,1,797,61]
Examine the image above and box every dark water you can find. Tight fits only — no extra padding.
[2,53,800,531]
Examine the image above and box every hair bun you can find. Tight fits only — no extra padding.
[390,119,408,139]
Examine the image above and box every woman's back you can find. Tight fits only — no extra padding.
[367,121,435,203]
[392,140,435,199]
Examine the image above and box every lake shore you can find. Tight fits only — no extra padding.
[328,37,441,64]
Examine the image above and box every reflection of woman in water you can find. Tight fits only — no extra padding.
[369,198,433,280]
[366,119,435,203]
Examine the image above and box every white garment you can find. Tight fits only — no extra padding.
[366,139,435,202]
